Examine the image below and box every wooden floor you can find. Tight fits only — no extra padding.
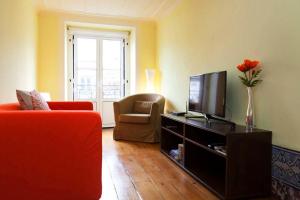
[100,128,219,200]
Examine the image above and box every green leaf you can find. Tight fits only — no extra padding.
[252,69,262,79]
[239,76,250,86]
[250,79,262,87]
[239,76,246,81]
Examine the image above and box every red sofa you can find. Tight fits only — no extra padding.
[0,102,102,200]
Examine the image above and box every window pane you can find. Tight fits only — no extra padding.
[75,38,97,100]
[77,38,96,68]
[102,40,122,99]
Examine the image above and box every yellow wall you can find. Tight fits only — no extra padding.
[0,0,37,102]
[157,0,300,150]
[37,11,156,100]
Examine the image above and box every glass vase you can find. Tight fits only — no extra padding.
[246,87,254,130]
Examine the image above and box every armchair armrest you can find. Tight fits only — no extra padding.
[113,96,134,123]
[155,97,165,114]
[47,101,93,110]
[0,110,102,199]
[150,97,165,128]
[150,102,159,123]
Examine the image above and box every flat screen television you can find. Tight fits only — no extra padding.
[188,71,227,118]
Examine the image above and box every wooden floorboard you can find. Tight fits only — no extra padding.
[100,128,220,200]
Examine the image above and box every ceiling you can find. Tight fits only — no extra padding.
[36,0,181,20]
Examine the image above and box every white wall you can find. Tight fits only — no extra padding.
[0,0,37,102]
[157,0,300,151]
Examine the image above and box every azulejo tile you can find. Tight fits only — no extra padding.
[272,145,300,189]
[272,145,300,200]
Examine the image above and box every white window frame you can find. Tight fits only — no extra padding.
[66,27,131,102]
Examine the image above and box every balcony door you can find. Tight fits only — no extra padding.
[71,33,127,127]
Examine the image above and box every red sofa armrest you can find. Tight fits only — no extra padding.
[0,110,102,200]
[47,101,94,110]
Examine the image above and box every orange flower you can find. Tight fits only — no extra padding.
[236,58,262,87]
[237,64,249,72]
[244,59,259,69]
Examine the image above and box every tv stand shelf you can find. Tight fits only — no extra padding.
[160,114,272,200]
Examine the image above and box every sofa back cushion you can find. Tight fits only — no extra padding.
[30,90,51,110]
[133,101,152,114]
[0,103,20,111]
[16,90,33,110]
[16,90,50,110]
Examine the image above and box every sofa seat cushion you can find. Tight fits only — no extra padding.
[119,114,150,124]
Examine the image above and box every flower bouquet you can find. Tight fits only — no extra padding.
[236,59,262,130]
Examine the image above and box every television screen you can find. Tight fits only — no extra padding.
[189,71,226,117]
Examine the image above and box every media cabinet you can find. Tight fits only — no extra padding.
[160,114,272,200]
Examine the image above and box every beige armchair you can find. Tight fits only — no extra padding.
[113,93,165,143]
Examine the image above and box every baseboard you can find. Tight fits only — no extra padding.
[272,145,300,199]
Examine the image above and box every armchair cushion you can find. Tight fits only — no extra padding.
[119,114,150,124]
[133,101,152,114]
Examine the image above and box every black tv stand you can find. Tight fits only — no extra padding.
[205,114,236,128]
[160,114,272,200]
[185,113,236,129]
[184,113,206,119]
